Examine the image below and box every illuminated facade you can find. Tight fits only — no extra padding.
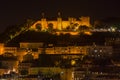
[0,43,113,60]
[29,67,73,80]
[38,46,89,55]
[30,16,90,31]
[0,43,4,55]
[0,42,114,79]
[0,52,18,75]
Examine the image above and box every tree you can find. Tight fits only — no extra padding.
[48,23,53,32]
[66,26,70,31]
[35,23,42,31]
[23,53,34,62]
[20,70,28,75]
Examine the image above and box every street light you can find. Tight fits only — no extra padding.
[71,60,76,66]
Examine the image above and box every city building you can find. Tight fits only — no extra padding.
[0,42,113,62]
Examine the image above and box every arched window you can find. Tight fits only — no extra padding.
[47,23,54,32]
[35,23,42,31]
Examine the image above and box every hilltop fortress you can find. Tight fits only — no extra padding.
[30,16,90,31]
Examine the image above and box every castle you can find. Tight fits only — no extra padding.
[30,16,90,31]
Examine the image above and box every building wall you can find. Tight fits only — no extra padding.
[29,67,73,80]
[38,46,89,55]
[20,42,43,48]
[30,16,90,31]
[0,43,113,62]
[0,43,4,55]
[4,47,17,55]
[89,45,113,56]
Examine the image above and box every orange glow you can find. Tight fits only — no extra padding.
[31,16,90,31]
[56,31,79,35]
[0,43,4,54]
[71,60,76,65]
[84,31,92,35]
[0,47,4,54]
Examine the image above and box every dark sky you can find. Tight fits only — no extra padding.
[0,0,120,33]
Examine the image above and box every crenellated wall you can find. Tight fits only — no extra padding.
[30,16,90,31]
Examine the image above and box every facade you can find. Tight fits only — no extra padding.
[38,46,89,55]
[0,52,18,75]
[105,37,120,46]
[88,45,113,57]
[0,43,4,55]
[29,67,73,80]
[72,66,120,80]
[30,16,90,31]
[0,43,113,60]
[0,42,113,80]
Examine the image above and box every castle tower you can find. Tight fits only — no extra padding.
[41,13,47,30]
[57,12,62,30]
[79,16,90,27]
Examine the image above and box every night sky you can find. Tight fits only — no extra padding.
[0,0,120,33]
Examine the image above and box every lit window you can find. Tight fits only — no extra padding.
[94,50,97,52]
[100,50,102,52]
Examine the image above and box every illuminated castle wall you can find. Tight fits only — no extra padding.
[30,16,90,31]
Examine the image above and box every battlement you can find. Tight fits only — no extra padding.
[30,16,90,31]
